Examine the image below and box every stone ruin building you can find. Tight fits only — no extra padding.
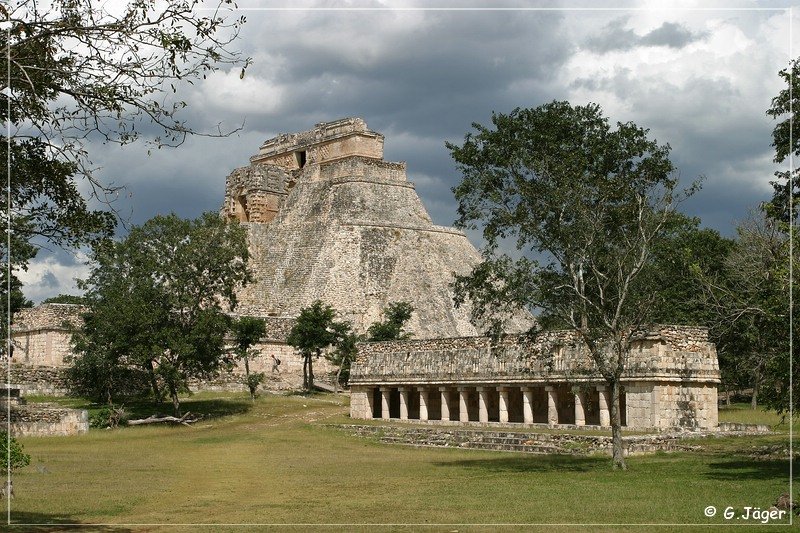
[349,326,720,430]
[9,118,721,431]
[220,117,531,337]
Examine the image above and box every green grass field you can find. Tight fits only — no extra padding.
[7,393,797,531]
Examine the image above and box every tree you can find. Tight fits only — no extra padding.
[3,0,249,193]
[366,302,415,341]
[41,294,88,305]
[2,0,249,354]
[286,301,352,393]
[756,57,800,416]
[448,102,694,469]
[644,215,733,326]
[696,212,790,411]
[71,213,250,414]
[231,316,267,400]
[764,58,800,223]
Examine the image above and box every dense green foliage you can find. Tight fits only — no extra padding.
[696,213,793,412]
[287,301,352,392]
[449,101,695,468]
[697,60,799,415]
[644,215,733,326]
[0,431,30,475]
[231,316,267,399]
[70,213,250,414]
[41,294,88,305]
[764,58,800,223]
[366,302,415,341]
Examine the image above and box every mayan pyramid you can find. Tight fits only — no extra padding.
[221,118,529,339]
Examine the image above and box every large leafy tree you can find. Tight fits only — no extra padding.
[71,213,250,414]
[2,0,249,351]
[697,213,791,412]
[706,57,800,416]
[287,301,352,393]
[449,102,695,469]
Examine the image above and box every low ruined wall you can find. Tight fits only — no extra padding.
[335,425,714,456]
[1,405,88,437]
[10,365,70,396]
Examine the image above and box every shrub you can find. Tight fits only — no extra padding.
[0,432,31,474]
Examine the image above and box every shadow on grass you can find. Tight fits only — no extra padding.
[433,454,609,473]
[10,511,132,532]
[704,459,789,481]
[93,397,253,422]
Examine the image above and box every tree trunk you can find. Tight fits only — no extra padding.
[334,364,343,393]
[726,387,731,407]
[308,350,316,392]
[609,379,627,470]
[302,355,309,391]
[243,354,255,400]
[751,369,759,409]
[168,381,181,417]
[147,360,162,404]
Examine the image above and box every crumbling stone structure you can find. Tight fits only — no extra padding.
[222,118,531,337]
[10,303,84,368]
[349,325,720,430]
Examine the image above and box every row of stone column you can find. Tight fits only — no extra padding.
[377,384,612,427]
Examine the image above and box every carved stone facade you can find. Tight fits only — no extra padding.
[349,326,720,430]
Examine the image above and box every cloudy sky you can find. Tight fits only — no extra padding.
[18,1,798,302]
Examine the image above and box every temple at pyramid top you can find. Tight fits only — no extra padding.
[250,117,386,168]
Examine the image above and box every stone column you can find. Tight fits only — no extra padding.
[597,385,610,427]
[477,387,489,423]
[458,387,470,423]
[573,386,585,426]
[497,386,509,423]
[439,386,450,421]
[418,387,428,421]
[545,385,558,426]
[366,387,375,419]
[380,387,391,420]
[399,387,409,420]
[521,386,534,424]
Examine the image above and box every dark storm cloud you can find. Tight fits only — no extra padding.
[586,17,705,53]
[641,22,703,48]
[40,271,59,288]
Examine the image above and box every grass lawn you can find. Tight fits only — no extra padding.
[7,394,797,531]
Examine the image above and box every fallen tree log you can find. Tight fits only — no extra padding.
[127,412,196,427]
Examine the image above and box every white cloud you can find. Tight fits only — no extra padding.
[17,253,92,304]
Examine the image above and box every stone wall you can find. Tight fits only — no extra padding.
[11,304,84,368]
[335,424,721,456]
[351,326,720,384]
[0,405,88,437]
[9,365,70,395]
[221,165,291,223]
